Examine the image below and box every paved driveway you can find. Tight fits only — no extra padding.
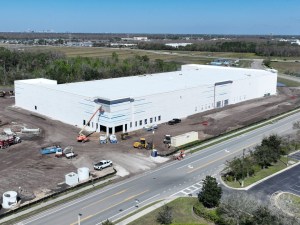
[289,151,300,161]
[248,164,300,200]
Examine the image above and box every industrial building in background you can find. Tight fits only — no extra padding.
[14,64,277,135]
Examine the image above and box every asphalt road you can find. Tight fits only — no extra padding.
[19,111,300,225]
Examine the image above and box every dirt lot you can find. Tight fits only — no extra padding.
[1,87,300,206]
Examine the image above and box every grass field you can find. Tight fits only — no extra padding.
[271,61,300,75]
[223,156,289,188]
[277,77,300,87]
[128,197,211,225]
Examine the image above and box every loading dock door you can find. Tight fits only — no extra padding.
[214,81,233,108]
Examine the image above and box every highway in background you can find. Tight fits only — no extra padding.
[20,111,300,225]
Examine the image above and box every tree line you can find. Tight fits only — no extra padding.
[0,47,179,85]
[223,134,295,185]
[137,41,300,57]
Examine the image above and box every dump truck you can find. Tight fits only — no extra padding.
[40,145,62,155]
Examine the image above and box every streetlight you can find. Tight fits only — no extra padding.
[152,130,155,150]
[241,149,246,188]
[78,213,82,225]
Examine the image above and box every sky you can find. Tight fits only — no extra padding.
[0,0,300,35]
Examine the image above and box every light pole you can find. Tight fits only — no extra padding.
[241,149,246,188]
[78,213,82,225]
[152,130,155,150]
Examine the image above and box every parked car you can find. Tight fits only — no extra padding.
[144,124,158,131]
[168,118,181,125]
[94,160,113,170]
[173,118,181,123]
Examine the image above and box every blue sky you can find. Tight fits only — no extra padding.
[0,0,299,34]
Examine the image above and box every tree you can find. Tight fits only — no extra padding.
[198,176,222,208]
[263,58,271,68]
[261,134,282,157]
[253,145,272,169]
[252,206,280,225]
[218,192,258,225]
[102,219,114,225]
[156,205,173,225]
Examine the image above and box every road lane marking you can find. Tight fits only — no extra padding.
[81,189,128,209]
[101,193,161,224]
[70,190,149,225]
[187,143,256,174]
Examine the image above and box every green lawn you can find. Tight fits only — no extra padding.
[278,193,300,217]
[277,77,300,87]
[127,197,211,225]
[271,61,300,75]
[223,156,289,188]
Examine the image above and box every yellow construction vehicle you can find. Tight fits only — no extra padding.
[133,138,148,149]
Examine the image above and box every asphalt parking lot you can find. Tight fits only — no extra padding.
[289,151,300,161]
[248,163,300,200]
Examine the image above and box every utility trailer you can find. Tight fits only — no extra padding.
[40,145,62,155]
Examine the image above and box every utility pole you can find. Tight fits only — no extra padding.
[241,149,246,187]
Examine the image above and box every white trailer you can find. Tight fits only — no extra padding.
[171,131,198,147]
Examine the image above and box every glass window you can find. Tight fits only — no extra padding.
[150,118,153,123]
[135,121,137,127]
[139,120,142,126]
[145,119,147,124]
[130,122,132,128]
[158,116,161,121]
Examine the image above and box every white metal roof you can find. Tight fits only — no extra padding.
[20,65,277,100]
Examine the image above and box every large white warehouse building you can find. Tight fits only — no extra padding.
[14,64,277,135]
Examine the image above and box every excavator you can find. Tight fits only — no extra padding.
[77,106,102,142]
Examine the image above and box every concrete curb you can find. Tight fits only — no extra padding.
[219,161,300,191]
[116,197,177,225]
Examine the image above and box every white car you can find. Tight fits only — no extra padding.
[94,160,113,170]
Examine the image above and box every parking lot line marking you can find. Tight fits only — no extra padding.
[289,187,300,193]
[81,189,128,209]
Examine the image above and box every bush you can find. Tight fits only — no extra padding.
[193,202,225,224]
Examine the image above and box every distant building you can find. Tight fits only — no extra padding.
[165,43,192,48]
[133,37,148,41]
